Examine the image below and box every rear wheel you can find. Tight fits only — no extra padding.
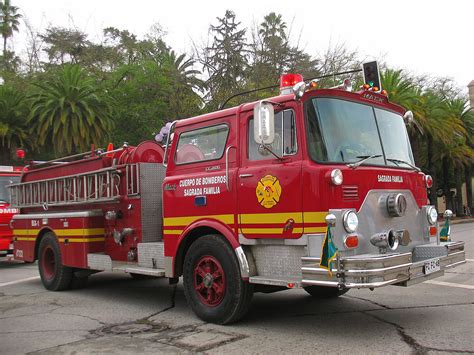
[38,233,73,291]
[304,285,349,298]
[183,235,253,324]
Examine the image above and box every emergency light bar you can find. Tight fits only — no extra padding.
[280,73,304,94]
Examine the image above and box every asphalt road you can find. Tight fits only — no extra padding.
[0,223,472,354]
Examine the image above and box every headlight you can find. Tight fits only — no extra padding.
[343,211,358,233]
[330,169,343,185]
[427,206,438,225]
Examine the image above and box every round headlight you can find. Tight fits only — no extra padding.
[427,206,438,225]
[343,211,358,233]
[330,169,343,185]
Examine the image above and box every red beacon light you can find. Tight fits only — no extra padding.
[16,148,25,160]
[425,175,433,189]
[280,73,304,95]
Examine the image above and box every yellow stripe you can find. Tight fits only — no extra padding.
[303,212,328,223]
[55,228,105,236]
[58,237,105,243]
[164,214,234,227]
[303,227,327,233]
[13,228,105,237]
[16,237,36,241]
[239,213,303,224]
[163,230,183,235]
[240,228,303,234]
[13,229,38,235]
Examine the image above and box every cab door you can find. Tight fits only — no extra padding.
[237,105,303,240]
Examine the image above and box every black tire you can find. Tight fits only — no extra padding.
[38,233,73,291]
[304,285,349,298]
[183,235,253,324]
[129,273,157,280]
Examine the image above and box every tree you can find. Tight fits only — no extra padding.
[441,98,474,215]
[0,85,28,163]
[40,27,90,65]
[201,10,248,109]
[162,50,204,118]
[0,0,21,72]
[28,65,113,154]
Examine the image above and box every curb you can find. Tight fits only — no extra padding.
[440,218,474,225]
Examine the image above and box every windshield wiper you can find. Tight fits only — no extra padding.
[386,158,421,172]
[347,154,382,169]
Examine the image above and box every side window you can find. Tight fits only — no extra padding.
[248,109,297,161]
[175,124,229,164]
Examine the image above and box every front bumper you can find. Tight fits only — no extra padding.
[301,241,465,289]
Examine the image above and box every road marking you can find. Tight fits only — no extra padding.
[0,276,40,287]
[425,280,474,290]
[466,259,474,262]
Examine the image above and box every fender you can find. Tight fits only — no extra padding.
[171,217,251,279]
[177,218,240,250]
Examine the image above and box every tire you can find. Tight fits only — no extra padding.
[183,235,253,324]
[304,285,349,298]
[38,233,73,291]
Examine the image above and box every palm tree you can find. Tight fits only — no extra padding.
[0,85,28,163]
[162,51,204,118]
[441,98,474,215]
[28,65,113,155]
[0,0,21,59]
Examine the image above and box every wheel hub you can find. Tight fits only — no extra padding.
[203,273,214,288]
[194,255,226,307]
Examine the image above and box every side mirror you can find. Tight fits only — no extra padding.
[253,101,275,145]
[403,110,414,126]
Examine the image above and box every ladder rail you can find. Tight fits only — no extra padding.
[9,164,140,209]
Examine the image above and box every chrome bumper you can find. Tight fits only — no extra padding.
[301,241,465,289]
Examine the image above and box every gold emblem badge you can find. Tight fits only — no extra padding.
[256,175,282,209]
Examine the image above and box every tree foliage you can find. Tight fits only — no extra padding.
[28,65,113,154]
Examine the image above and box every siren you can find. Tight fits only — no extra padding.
[280,73,304,95]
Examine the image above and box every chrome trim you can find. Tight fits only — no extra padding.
[300,241,465,289]
[12,210,103,220]
[225,145,235,191]
[162,120,178,168]
[164,256,174,277]
[235,246,250,278]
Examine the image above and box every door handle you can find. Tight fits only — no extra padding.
[239,174,253,178]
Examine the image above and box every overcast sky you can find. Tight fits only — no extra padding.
[11,0,474,92]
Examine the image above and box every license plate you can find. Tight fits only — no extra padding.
[424,259,440,275]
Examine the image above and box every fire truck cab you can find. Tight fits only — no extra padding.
[0,166,21,256]
[9,67,466,324]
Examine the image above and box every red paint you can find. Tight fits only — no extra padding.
[194,255,226,306]
[12,83,429,281]
[0,167,22,255]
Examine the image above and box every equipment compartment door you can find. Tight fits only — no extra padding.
[238,106,303,240]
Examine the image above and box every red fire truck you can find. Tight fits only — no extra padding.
[0,166,22,256]
[9,63,465,324]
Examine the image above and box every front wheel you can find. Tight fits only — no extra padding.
[304,285,349,298]
[183,235,253,324]
[38,233,73,291]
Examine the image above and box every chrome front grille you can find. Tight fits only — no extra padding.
[342,185,359,201]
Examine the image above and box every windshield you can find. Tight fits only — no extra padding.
[0,176,20,203]
[306,98,414,167]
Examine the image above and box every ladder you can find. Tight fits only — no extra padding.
[9,164,140,209]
